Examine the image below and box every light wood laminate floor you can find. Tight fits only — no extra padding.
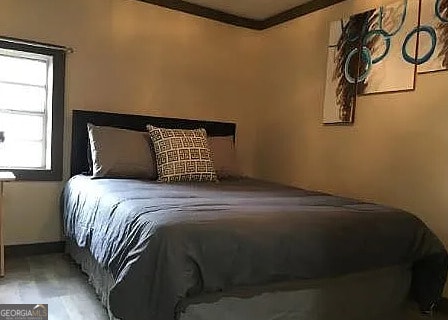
[0,253,446,320]
[0,254,108,319]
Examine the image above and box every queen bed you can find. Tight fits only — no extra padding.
[62,110,448,320]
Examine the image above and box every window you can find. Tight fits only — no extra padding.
[0,39,65,181]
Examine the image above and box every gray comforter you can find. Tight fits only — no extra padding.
[62,175,448,320]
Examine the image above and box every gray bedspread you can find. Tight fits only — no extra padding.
[62,175,448,320]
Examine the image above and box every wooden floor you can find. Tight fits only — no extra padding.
[0,254,108,319]
[0,253,446,320]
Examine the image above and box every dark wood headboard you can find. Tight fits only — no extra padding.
[71,110,236,176]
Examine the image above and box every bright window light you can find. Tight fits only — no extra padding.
[0,48,53,170]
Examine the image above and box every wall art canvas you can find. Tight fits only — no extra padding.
[322,0,421,124]
[323,11,374,124]
[418,0,448,73]
[358,0,420,95]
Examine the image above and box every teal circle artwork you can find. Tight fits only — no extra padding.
[402,26,436,65]
[344,47,372,84]
[363,29,391,64]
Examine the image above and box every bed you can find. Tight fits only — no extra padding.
[62,110,448,320]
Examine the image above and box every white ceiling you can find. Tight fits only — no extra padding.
[183,0,316,20]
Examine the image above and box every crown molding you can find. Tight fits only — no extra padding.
[262,0,346,29]
[138,0,345,30]
[139,0,263,30]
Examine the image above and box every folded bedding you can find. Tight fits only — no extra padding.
[62,175,448,320]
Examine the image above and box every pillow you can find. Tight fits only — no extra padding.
[87,124,157,179]
[207,136,241,179]
[147,125,217,183]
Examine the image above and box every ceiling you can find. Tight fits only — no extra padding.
[139,0,345,29]
[182,0,315,20]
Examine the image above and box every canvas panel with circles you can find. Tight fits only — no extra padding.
[323,0,447,125]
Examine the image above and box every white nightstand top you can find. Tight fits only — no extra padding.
[0,172,16,181]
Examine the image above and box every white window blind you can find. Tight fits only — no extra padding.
[0,48,53,169]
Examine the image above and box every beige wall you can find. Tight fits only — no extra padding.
[256,0,448,255]
[0,0,261,245]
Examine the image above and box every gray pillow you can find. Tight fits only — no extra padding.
[207,136,241,179]
[87,124,157,179]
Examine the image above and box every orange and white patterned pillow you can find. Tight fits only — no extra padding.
[147,125,217,182]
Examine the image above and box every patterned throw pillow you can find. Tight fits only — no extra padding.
[147,125,218,182]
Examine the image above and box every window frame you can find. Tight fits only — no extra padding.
[0,39,65,181]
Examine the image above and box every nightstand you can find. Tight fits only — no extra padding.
[0,171,16,277]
